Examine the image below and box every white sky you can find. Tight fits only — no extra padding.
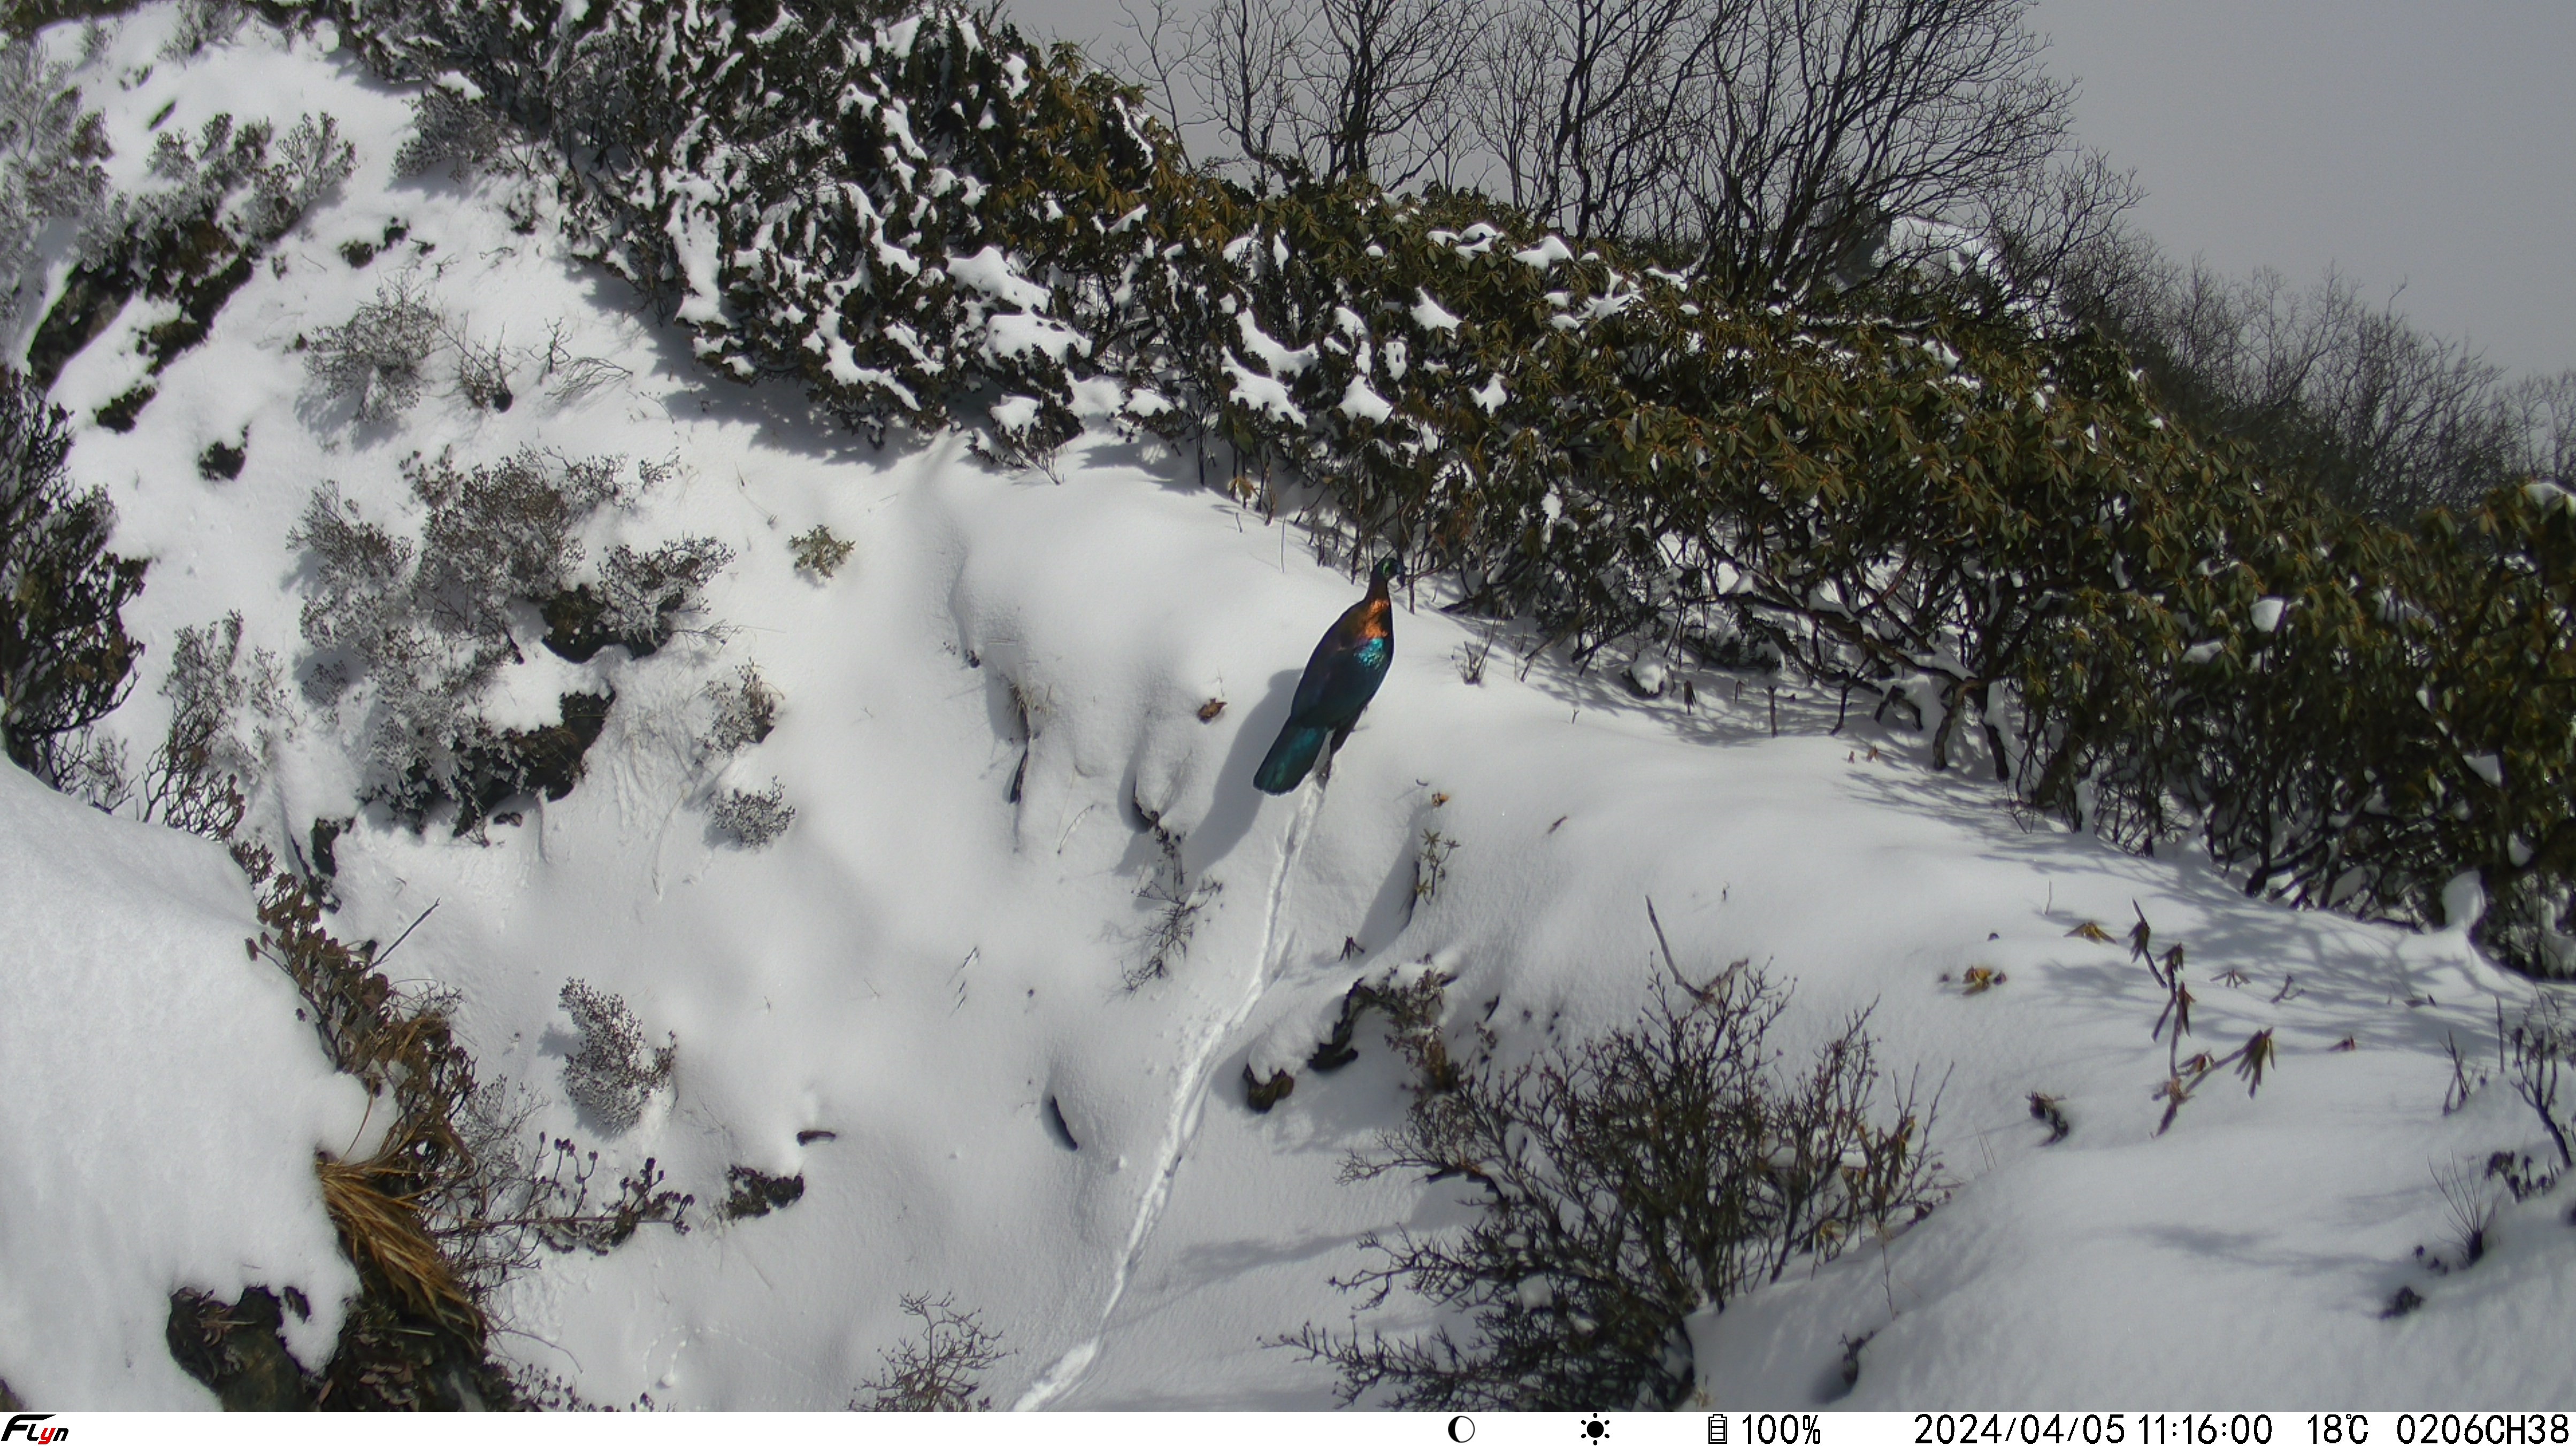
[1001,0,2574,381]
[2035,0,2575,381]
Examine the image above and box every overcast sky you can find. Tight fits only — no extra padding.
[2034,0,2574,381]
[1000,0,2574,381]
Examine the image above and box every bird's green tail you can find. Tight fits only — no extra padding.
[1254,722,1329,794]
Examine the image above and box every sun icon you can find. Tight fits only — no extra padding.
[1579,1414,1612,1440]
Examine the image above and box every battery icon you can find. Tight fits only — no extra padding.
[1708,1414,1728,1444]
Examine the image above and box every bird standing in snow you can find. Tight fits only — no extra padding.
[1255,558,1398,793]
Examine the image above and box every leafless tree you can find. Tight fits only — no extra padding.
[2300,288,2516,517]
[1199,0,1305,179]
[2073,252,2542,521]
[1111,0,1207,165]
[1979,147,2145,311]
[1667,0,2076,303]
[1124,0,1481,189]
[1465,0,1712,241]
[2508,370,2576,486]
[1306,0,1480,187]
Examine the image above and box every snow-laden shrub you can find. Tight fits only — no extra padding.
[33,110,350,386]
[137,610,285,839]
[0,364,144,786]
[709,779,793,849]
[321,1,1159,450]
[291,450,726,831]
[394,86,507,179]
[160,0,247,60]
[541,535,733,662]
[408,449,620,638]
[1283,965,1942,1409]
[597,537,730,642]
[0,36,109,326]
[82,111,354,274]
[293,481,420,692]
[559,979,676,1134]
[306,273,443,423]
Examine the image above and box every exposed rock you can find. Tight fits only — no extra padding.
[719,1166,807,1221]
[1244,1064,1295,1112]
[167,1287,313,1411]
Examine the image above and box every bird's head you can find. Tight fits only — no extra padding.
[1370,556,1402,588]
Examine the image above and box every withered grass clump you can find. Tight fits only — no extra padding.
[233,843,504,1404]
[1282,960,1943,1410]
[225,845,692,1407]
[315,1156,479,1336]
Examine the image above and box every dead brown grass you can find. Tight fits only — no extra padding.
[316,1154,481,1337]
[220,841,688,1407]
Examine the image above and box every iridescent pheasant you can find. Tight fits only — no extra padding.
[1255,558,1397,794]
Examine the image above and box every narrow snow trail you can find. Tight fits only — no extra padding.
[1014,779,1324,1410]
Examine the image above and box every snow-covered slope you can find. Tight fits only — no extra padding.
[9,6,2576,1409]
[0,762,365,1405]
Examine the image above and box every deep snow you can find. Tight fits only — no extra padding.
[6,4,2575,1410]
[0,762,365,1405]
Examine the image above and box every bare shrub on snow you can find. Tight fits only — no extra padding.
[290,451,721,830]
[307,273,443,423]
[1282,963,1943,1409]
[559,979,677,1134]
[241,113,356,241]
[855,1295,1009,1412]
[408,449,618,638]
[2506,996,2576,1184]
[43,727,129,812]
[710,779,794,848]
[703,663,778,754]
[139,610,286,839]
[292,481,424,698]
[0,37,109,324]
[449,325,513,411]
[1127,825,1217,988]
[544,352,632,406]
